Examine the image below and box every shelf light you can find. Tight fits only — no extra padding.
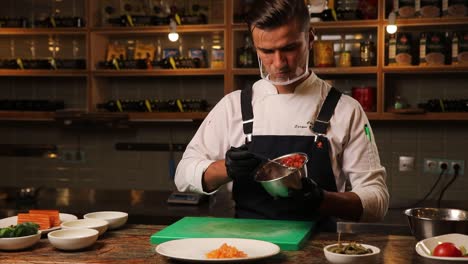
[168,19,179,42]
[386,11,397,34]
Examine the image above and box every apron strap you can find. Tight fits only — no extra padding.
[241,86,342,140]
[313,87,342,135]
[241,87,254,143]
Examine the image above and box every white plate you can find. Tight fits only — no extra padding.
[0,231,41,251]
[415,233,468,261]
[155,238,280,263]
[0,213,77,234]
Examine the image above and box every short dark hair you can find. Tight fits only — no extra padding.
[245,0,310,33]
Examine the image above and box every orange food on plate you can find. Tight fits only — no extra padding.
[206,243,248,259]
[17,213,51,230]
[16,209,61,230]
[29,210,60,227]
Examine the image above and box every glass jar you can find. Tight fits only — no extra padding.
[313,39,335,67]
[360,39,376,66]
[338,51,352,67]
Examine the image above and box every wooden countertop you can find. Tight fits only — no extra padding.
[0,188,235,225]
[0,224,444,263]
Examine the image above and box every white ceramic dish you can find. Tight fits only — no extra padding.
[61,218,108,236]
[48,228,98,251]
[0,213,77,234]
[83,211,128,230]
[323,243,381,264]
[415,233,468,261]
[0,231,41,251]
[155,238,280,262]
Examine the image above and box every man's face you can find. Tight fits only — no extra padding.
[251,20,310,85]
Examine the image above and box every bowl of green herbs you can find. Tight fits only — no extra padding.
[323,242,380,264]
[0,222,41,250]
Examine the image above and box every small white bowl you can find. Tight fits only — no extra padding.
[415,233,468,261]
[61,218,109,236]
[0,231,41,251]
[323,243,380,264]
[83,211,128,230]
[48,228,98,251]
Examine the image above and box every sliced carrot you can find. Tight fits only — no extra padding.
[17,213,51,230]
[206,243,247,259]
[29,210,60,227]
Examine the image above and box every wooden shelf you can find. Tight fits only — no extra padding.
[368,112,468,121]
[383,65,468,74]
[233,20,379,31]
[0,28,87,35]
[232,68,259,75]
[389,17,468,27]
[92,24,225,35]
[0,70,88,77]
[1,1,467,122]
[15,110,462,123]
[92,69,225,77]
[232,67,377,75]
[0,111,55,121]
[128,112,208,122]
[0,111,209,122]
[313,66,378,75]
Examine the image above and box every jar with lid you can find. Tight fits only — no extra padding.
[360,35,376,66]
[313,34,335,67]
[338,39,352,67]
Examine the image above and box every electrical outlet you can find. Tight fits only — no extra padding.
[450,160,465,176]
[423,158,465,176]
[438,160,449,171]
[399,156,415,171]
[423,158,439,174]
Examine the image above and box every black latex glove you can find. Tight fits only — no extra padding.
[225,144,262,181]
[289,177,324,210]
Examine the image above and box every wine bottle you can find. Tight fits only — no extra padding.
[360,35,376,66]
[157,57,199,69]
[97,100,124,112]
[96,99,208,112]
[98,99,152,112]
[237,34,256,68]
[452,32,459,65]
[388,34,397,66]
[419,32,427,66]
[0,99,64,111]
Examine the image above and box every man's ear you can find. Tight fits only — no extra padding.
[308,29,315,49]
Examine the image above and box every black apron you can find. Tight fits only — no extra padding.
[232,86,341,230]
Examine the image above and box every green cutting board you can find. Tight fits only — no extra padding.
[150,217,315,250]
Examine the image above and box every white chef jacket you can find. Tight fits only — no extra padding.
[175,71,389,222]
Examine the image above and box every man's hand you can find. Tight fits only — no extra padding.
[289,177,324,210]
[225,145,262,181]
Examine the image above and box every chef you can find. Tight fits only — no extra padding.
[175,0,389,230]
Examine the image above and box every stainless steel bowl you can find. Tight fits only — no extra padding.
[254,152,308,198]
[405,207,468,241]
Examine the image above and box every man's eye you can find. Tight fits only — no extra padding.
[281,45,297,52]
[261,50,274,54]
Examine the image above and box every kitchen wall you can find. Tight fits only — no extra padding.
[0,121,467,205]
[375,122,468,204]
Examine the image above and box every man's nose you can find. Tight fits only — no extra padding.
[272,50,286,67]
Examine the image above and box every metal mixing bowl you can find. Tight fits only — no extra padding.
[404,207,468,241]
[254,152,308,198]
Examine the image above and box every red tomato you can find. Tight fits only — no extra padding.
[433,242,462,257]
[280,155,305,168]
